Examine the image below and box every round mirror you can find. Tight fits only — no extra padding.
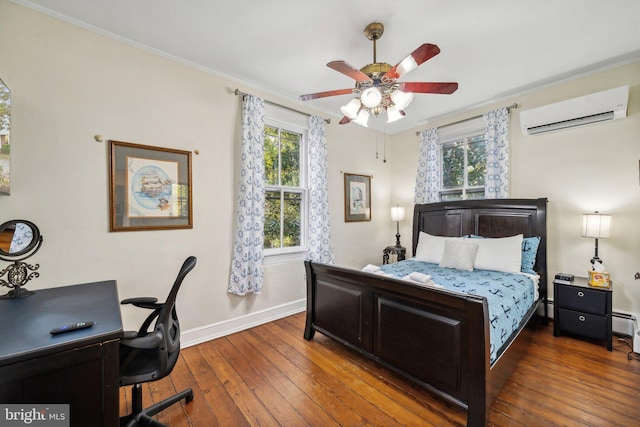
[0,220,41,259]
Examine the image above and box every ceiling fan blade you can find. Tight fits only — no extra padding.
[327,61,373,82]
[398,82,459,94]
[339,116,352,125]
[299,88,354,101]
[384,44,441,80]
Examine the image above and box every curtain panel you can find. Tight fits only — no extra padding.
[484,107,510,199]
[414,128,441,204]
[307,116,335,264]
[228,95,266,295]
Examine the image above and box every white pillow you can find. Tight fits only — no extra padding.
[439,240,479,271]
[414,232,463,264]
[473,234,523,273]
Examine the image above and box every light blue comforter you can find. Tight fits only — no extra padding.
[380,259,537,363]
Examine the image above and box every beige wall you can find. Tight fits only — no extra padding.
[0,1,394,334]
[391,62,640,316]
[2,1,639,337]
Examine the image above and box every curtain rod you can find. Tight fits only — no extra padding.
[415,103,518,136]
[234,89,330,124]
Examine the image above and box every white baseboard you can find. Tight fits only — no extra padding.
[180,299,306,349]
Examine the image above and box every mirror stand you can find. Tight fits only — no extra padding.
[0,220,43,299]
[0,260,39,299]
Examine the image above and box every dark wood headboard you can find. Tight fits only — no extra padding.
[412,198,548,302]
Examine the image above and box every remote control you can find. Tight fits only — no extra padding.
[50,321,95,335]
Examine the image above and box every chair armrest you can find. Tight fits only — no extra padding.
[121,330,163,349]
[122,331,139,340]
[121,297,160,310]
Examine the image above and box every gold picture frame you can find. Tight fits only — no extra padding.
[344,173,371,222]
[109,140,192,231]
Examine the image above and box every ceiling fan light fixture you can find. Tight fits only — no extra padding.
[340,98,361,119]
[386,105,405,123]
[353,109,370,127]
[361,87,382,108]
[391,90,414,110]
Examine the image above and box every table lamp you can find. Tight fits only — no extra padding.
[580,211,611,268]
[390,205,406,248]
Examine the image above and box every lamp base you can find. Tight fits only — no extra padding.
[590,256,603,269]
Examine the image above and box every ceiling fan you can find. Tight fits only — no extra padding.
[299,22,458,127]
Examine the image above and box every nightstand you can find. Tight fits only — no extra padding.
[383,245,406,264]
[553,277,612,351]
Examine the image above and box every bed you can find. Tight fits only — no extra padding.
[303,198,547,427]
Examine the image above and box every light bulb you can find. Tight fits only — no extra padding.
[386,105,405,123]
[361,87,382,108]
[353,109,370,127]
[340,98,361,119]
[390,90,414,110]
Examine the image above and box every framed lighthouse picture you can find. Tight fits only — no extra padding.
[109,140,192,231]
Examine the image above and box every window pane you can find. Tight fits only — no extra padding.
[441,191,463,201]
[280,130,300,186]
[264,126,279,185]
[442,141,464,189]
[466,189,485,199]
[282,192,301,247]
[264,190,281,249]
[467,135,486,187]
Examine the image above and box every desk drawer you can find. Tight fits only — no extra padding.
[558,308,607,340]
[557,285,607,315]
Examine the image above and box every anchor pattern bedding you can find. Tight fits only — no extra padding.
[380,259,538,363]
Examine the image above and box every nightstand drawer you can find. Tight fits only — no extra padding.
[556,285,607,315]
[557,308,607,340]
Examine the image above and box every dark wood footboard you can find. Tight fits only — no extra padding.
[304,198,547,426]
[305,260,494,426]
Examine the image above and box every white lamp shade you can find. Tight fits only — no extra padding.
[581,213,611,238]
[390,206,406,222]
[353,109,370,127]
[390,90,414,110]
[340,98,361,119]
[361,87,382,108]
[386,105,405,123]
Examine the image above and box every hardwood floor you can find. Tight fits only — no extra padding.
[120,313,640,426]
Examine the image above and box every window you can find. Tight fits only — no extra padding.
[439,117,487,201]
[263,113,307,254]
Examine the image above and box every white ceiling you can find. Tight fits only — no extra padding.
[13,0,640,133]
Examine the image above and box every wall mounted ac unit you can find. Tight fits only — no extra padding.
[520,86,629,135]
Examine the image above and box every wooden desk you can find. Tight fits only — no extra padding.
[0,280,123,426]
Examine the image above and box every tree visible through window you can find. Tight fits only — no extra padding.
[264,124,305,250]
[441,133,486,201]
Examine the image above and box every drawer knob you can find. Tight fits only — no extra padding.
[579,315,586,322]
[577,291,585,297]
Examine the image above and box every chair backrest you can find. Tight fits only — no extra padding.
[155,256,197,364]
[120,256,197,387]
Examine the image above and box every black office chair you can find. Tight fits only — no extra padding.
[119,256,197,427]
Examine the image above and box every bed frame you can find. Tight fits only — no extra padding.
[304,198,547,426]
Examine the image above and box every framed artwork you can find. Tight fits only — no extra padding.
[109,140,192,231]
[344,173,371,222]
[0,78,11,196]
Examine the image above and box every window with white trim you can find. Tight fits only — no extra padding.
[263,105,307,254]
[439,117,487,201]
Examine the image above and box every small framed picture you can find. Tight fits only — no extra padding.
[344,173,371,222]
[109,140,192,231]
